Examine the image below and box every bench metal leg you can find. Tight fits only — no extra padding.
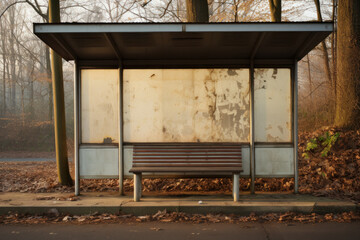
[134,173,142,202]
[233,173,240,202]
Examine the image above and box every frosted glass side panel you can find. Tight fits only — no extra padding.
[255,147,294,176]
[79,147,118,178]
[123,69,250,142]
[81,69,119,143]
[254,68,291,142]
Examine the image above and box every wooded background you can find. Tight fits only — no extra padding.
[0,0,352,153]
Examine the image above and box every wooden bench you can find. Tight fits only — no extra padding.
[129,143,243,202]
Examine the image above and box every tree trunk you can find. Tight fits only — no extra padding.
[1,20,6,116]
[314,0,333,88]
[49,0,73,186]
[21,87,25,126]
[306,55,313,103]
[29,79,34,119]
[186,0,209,22]
[9,7,16,113]
[268,0,281,22]
[332,0,338,102]
[334,0,360,128]
[46,46,53,121]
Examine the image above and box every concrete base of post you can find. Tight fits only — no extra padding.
[233,173,240,202]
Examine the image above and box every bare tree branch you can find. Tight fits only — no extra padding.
[0,1,27,19]
[25,0,47,20]
[160,0,173,18]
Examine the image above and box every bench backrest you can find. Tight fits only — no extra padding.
[132,144,242,169]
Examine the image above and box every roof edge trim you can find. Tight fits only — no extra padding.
[34,22,333,34]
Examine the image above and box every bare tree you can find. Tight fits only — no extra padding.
[0,16,7,116]
[334,0,360,128]
[314,0,332,89]
[268,0,281,22]
[49,0,73,186]
[186,0,209,22]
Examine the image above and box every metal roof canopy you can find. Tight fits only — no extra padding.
[33,22,333,68]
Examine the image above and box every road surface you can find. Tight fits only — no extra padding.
[1,222,359,240]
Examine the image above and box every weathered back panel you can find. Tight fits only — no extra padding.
[123,69,250,143]
[81,69,119,144]
[254,68,292,142]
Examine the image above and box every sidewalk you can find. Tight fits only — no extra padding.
[0,192,358,216]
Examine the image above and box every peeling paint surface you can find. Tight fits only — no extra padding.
[254,68,291,142]
[123,69,250,142]
[81,69,119,143]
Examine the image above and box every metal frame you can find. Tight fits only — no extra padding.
[249,63,255,194]
[74,61,80,196]
[118,66,124,195]
[74,64,299,195]
[293,61,299,193]
[77,59,296,69]
[76,67,122,194]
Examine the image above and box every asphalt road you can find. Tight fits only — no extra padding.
[1,222,360,240]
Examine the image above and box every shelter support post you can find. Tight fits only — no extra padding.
[119,66,124,195]
[293,61,299,193]
[74,61,80,196]
[134,173,142,202]
[249,62,255,194]
[233,173,240,202]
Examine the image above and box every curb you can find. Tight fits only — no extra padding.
[1,203,358,216]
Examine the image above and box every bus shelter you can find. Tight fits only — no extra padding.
[34,22,333,199]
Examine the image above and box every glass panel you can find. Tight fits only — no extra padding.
[255,147,294,176]
[254,68,292,142]
[81,69,119,143]
[123,69,250,142]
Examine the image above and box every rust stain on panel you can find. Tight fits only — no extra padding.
[103,137,113,144]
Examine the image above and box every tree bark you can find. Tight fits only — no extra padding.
[306,55,313,103]
[1,20,6,116]
[45,46,53,121]
[334,0,360,128]
[332,0,338,102]
[268,0,281,22]
[9,7,16,113]
[314,0,333,88]
[20,86,25,126]
[233,0,238,22]
[49,0,73,186]
[314,0,334,121]
[29,78,34,118]
[186,0,209,22]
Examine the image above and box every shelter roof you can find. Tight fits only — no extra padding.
[33,22,333,68]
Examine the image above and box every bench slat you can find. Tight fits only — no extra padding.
[134,153,240,156]
[130,167,242,173]
[133,164,241,167]
[133,158,241,161]
[130,144,243,173]
[133,160,241,163]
